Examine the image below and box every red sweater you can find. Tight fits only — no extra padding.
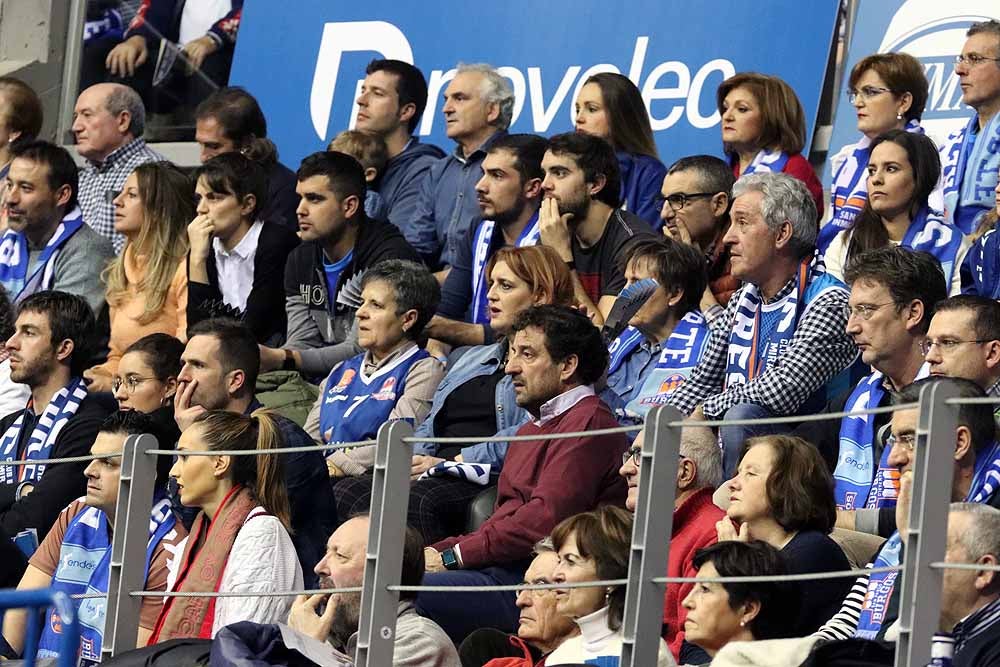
[732,153,825,221]
[662,487,725,660]
[433,394,627,568]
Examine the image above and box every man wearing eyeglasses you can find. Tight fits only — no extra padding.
[926,295,1000,401]
[659,155,738,324]
[794,246,946,538]
[618,425,722,665]
[940,19,1000,235]
[812,376,1000,642]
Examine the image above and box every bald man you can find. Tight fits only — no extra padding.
[73,83,164,253]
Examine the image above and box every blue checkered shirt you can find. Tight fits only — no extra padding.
[78,137,164,253]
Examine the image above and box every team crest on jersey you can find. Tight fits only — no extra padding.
[372,377,397,401]
[640,374,686,405]
[49,609,62,634]
[329,369,356,394]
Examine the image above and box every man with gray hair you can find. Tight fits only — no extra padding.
[667,172,857,476]
[72,83,164,253]
[618,425,723,664]
[938,502,1000,666]
[408,63,514,273]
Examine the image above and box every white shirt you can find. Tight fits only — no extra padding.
[534,384,596,426]
[213,220,263,312]
[179,0,232,44]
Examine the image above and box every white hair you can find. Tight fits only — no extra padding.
[455,63,515,131]
[732,172,817,257]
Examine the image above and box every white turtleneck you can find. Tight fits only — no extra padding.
[545,606,672,667]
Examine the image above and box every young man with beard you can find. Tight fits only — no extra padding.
[539,132,655,326]
[354,59,445,230]
[285,514,459,667]
[426,134,547,347]
[0,292,109,582]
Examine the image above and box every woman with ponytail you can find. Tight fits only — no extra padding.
[150,410,303,642]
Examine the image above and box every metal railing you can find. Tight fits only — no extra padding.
[0,588,79,667]
[0,382,984,666]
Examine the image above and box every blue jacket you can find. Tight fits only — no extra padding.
[412,342,527,466]
[618,152,667,230]
[377,137,445,234]
[407,131,507,267]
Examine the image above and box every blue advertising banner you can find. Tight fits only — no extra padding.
[230,0,839,169]
[824,0,1000,182]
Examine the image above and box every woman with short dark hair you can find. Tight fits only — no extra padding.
[718,434,852,635]
[682,540,798,660]
[546,505,672,666]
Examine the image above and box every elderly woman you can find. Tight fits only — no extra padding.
[574,72,667,228]
[717,72,824,218]
[545,505,671,666]
[682,540,798,661]
[823,52,931,253]
[824,130,967,295]
[304,259,444,476]
[718,435,852,635]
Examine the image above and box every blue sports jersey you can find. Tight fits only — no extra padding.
[318,344,429,450]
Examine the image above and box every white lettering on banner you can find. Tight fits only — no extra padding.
[312,20,734,141]
[311,20,414,139]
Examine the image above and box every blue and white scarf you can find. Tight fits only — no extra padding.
[0,207,85,302]
[900,206,965,288]
[0,377,87,486]
[738,148,790,175]
[607,326,647,376]
[724,255,839,389]
[832,364,928,511]
[822,119,925,253]
[469,213,540,324]
[624,311,711,418]
[36,495,178,665]
[421,461,493,486]
[941,113,1000,235]
[856,439,1000,639]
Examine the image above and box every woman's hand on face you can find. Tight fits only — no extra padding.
[410,455,445,480]
[187,215,214,258]
[716,518,750,543]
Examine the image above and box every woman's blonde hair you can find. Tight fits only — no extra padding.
[103,161,192,324]
[192,409,292,530]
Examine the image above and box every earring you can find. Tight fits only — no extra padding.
[896,112,903,121]
[605,588,613,606]
[740,620,746,628]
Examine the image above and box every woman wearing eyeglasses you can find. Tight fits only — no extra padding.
[84,162,191,393]
[824,130,968,295]
[574,73,667,229]
[717,72,824,220]
[823,53,933,254]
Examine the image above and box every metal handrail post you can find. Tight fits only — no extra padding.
[354,419,413,667]
[621,405,682,667]
[893,382,958,667]
[102,433,158,659]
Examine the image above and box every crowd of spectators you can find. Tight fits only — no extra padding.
[0,15,999,667]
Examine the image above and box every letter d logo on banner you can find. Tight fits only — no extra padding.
[310,21,414,140]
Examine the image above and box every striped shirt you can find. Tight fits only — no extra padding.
[78,137,164,254]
